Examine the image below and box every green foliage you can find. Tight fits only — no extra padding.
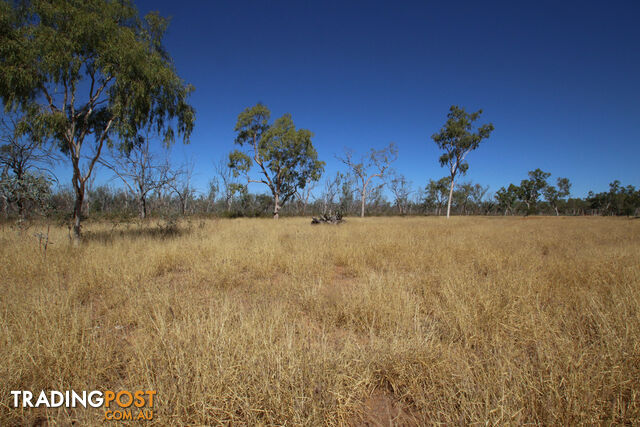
[229,104,324,216]
[432,105,494,177]
[499,171,573,215]
[0,171,52,217]
[543,177,571,215]
[588,181,640,216]
[0,0,195,234]
[233,103,271,149]
[431,105,493,217]
[515,169,551,213]
[0,0,194,148]
[557,178,571,198]
[468,183,489,207]
[495,184,519,215]
[424,177,451,214]
[453,182,488,215]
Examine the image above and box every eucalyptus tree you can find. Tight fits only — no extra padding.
[495,184,519,215]
[425,177,451,216]
[0,0,195,238]
[454,182,475,215]
[365,182,387,214]
[454,182,488,215]
[338,143,397,218]
[587,181,638,216]
[388,173,413,215]
[432,106,494,218]
[517,169,550,214]
[543,177,571,216]
[229,104,324,219]
[469,183,489,214]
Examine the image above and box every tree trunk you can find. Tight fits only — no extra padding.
[273,193,280,219]
[70,156,85,240]
[85,190,90,216]
[139,196,147,219]
[16,197,25,219]
[554,205,559,216]
[72,185,84,240]
[446,178,454,219]
[360,185,367,218]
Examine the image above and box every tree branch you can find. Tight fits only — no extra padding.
[40,86,59,113]
[83,117,114,183]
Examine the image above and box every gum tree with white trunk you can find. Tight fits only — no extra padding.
[431,106,494,218]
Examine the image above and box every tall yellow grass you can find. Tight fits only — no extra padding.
[1,217,639,425]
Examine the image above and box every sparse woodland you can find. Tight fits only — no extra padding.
[0,0,639,426]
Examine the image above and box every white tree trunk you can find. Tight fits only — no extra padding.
[273,193,280,219]
[446,178,454,219]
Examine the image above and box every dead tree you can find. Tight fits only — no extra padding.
[337,143,397,217]
[311,212,345,225]
[214,158,241,212]
[320,172,344,215]
[0,113,58,218]
[99,130,171,219]
[167,159,195,216]
[388,173,413,215]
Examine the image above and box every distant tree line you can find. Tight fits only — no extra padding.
[2,96,638,221]
[1,99,639,221]
[2,158,638,221]
[0,0,638,228]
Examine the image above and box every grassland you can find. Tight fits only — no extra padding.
[1,216,639,425]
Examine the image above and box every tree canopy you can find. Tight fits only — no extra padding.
[432,105,494,218]
[0,0,195,237]
[229,103,324,219]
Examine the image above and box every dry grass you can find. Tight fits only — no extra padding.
[1,216,639,425]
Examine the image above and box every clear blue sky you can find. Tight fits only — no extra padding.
[100,0,640,198]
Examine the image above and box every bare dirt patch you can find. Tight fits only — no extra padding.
[353,389,418,426]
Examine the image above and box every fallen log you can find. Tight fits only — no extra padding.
[311,213,345,225]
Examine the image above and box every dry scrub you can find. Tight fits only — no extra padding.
[1,217,639,425]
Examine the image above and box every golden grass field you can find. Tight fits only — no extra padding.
[1,216,639,425]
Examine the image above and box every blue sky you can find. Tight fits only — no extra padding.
[90,0,640,198]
